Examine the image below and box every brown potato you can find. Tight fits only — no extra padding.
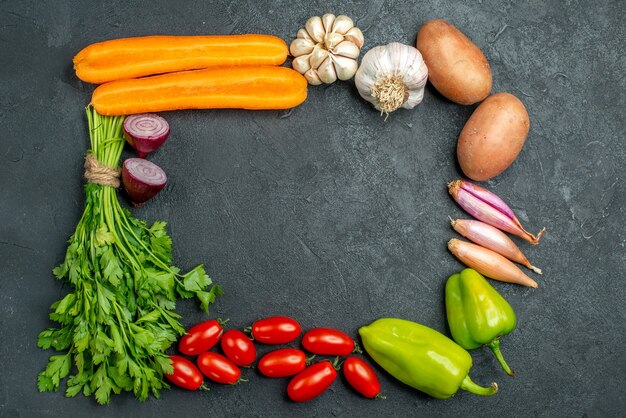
[457,93,530,181]
[416,19,492,105]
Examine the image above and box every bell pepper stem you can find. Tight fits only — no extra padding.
[460,375,498,396]
[488,338,515,376]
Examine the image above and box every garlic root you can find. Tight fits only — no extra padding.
[371,76,409,114]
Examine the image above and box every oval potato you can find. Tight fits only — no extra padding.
[416,19,492,105]
[457,93,530,181]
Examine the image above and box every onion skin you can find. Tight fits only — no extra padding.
[455,180,515,219]
[451,219,542,274]
[448,239,538,288]
[449,180,545,245]
[122,158,167,207]
[123,113,170,158]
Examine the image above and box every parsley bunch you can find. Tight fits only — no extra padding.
[38,106,222,404]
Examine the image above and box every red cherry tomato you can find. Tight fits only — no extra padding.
[221,330,257,367]
[251,316,301,344]
[258,348,307,378]
[197,352,241,385]
[343,357,381,398]
[179,319,223,356]
[165,355,204,391]
[302,328,355,356]
[287,360,337,402]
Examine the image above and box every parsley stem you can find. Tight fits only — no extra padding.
[109,190,142,267]
[112,300,131,348]
[112,197,174,273]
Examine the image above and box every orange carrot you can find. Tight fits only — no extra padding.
[92,66,308,116]
[74,34,289,84]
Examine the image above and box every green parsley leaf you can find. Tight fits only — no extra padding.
[95,225,115,246]
[182,265,209,292]
[154,354,174,375]
[100,247,123,286]
[37,328,71,351]
[150,235,172,264]
[37,372,55,392]
[197,285,223,313]
[40,354,71,390]
[65,382,84,398]
[136,309,160,323]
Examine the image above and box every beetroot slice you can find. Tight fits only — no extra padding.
[123,113,170,158]
[122,158,167,207]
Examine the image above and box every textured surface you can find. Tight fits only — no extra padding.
[1,0,625,416]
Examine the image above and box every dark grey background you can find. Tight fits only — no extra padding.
[1,0,624,416]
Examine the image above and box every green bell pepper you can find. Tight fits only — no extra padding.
[446,268,517,376]
[359,318,498,399]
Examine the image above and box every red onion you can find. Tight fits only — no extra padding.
[122,158,167,207]
[451,219,542,274]
[448,180,546,245]
[448,239,538,288]
[123,113,170,158]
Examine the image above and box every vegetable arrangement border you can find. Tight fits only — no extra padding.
[38,13,547,406]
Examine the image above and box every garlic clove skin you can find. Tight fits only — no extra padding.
[380,43,404,73]
[405,88,426,109]
[403,59,428,89]
[324,32,344,50]
[331,15,354,35]
[290,38,315,56]
[333,40,361,59]
[292,54,312,74]
[297,28,312,41]
[304,69,323,85]
[321,13,336,32]
[317,57,338,84]
[344,27,364,49]
[333,55,359,80]
[305,16,326,43]
[309,45,329,70]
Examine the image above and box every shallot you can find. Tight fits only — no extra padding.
[123,113,170,158]
[448,238,538,288]
[122,158,167,207]
[451,219,542,274]
[448,180,545,245]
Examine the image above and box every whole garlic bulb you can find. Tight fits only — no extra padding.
[290,13,364,85]
[355,42,428,115]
